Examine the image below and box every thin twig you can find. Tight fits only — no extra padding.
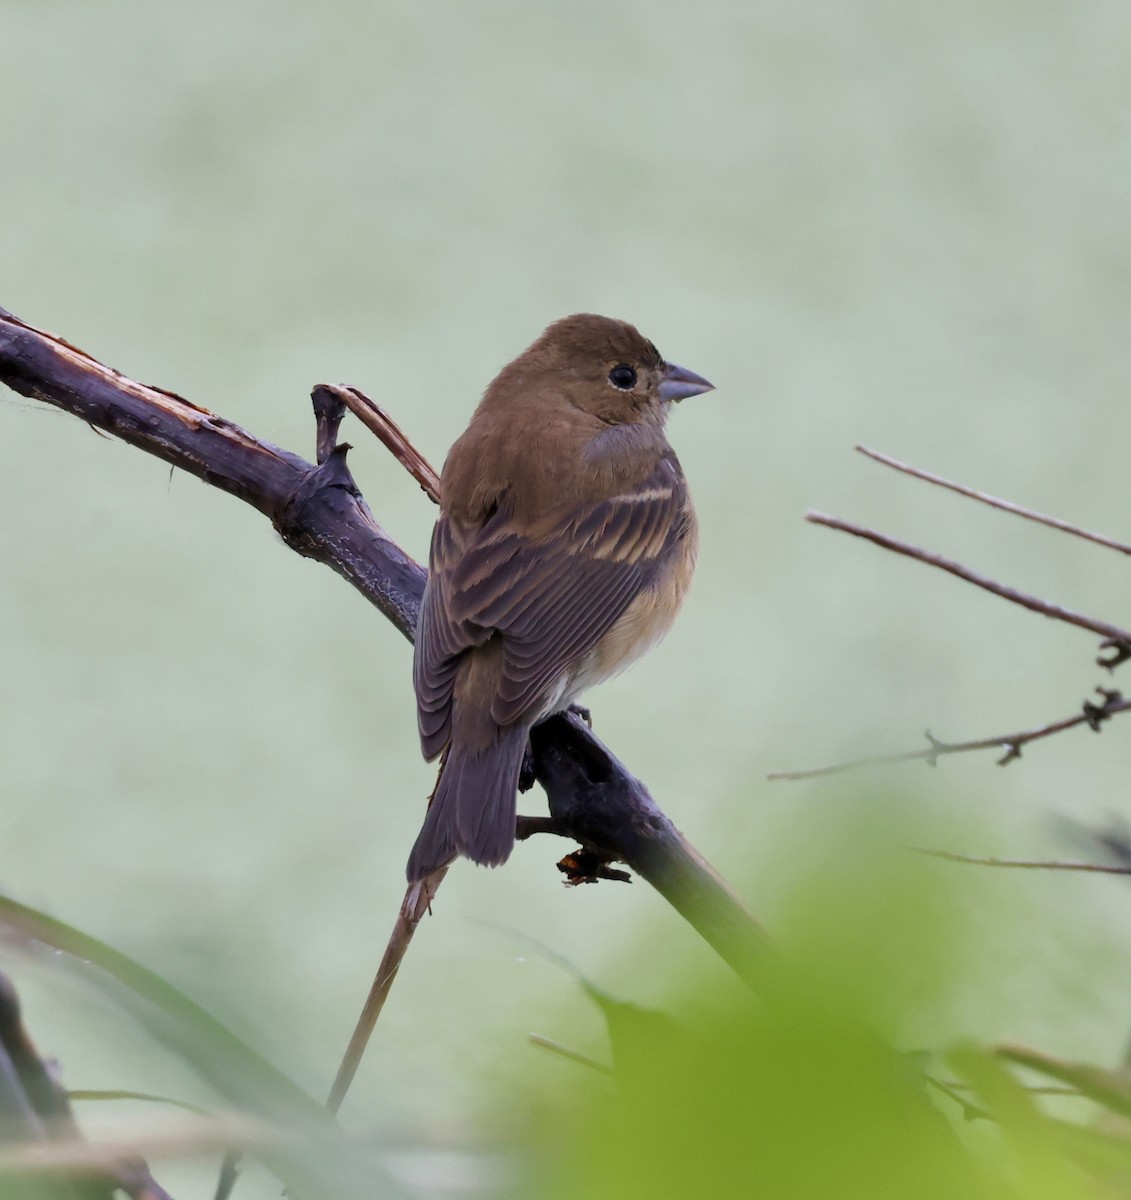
[325,869,447,1115]
[856,446,1131,556]
[924,1074,989,1121]
[997,1043,1131,1118]
[213,1151,240,1200]
[318,383,441,504]
[924,1073,1082,1122]
[930,1078,1081,1098]
[807,511,1131,657]
[310,387,447,1119]
[917,849,1131,875]
[768,688,1131,780]
[528,1034,613,1076]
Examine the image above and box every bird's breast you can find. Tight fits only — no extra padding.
[559,506,698,707]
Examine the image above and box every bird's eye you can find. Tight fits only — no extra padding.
[608,364,637,390]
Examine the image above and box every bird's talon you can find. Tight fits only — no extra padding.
[568,704,593,728]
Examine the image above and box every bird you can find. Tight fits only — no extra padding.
[407,313,713,882]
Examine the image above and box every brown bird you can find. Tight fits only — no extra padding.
[408,314,713,882]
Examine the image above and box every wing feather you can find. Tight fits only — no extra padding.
[414,455,687,750]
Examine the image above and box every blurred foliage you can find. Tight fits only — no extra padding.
[8,806,1131,1196]
[523,821,1130,1200]
[6,0,1131,1195]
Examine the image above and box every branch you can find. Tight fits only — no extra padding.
[774,454,1131,781]
[0,308,770,1077]
[318,384,441,504]
[0,970,174,1199]
[527,1034,613,1076]
[857,446,1131,556]
[0,306,426,642]
[806,512,1131,664]
[996,1043,1131,1118]
[528,712,768,983]
[916,850,1131,876]
[769,688,1131,780]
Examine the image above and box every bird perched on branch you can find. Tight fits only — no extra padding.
[408,314,713,882]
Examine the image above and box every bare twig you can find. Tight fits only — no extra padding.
[307,387,449,1117]
[806,511,1131,660]
[924,1074,989,1121]
[315,384,441,504]
[924,1073,1082,1122]
[930,1078,1081,1098]
[769,688,1131,781]
[856,446,1131,557]
[997,1043,1131,1118]
[917,849,1131,875]
[325,870,447,1114]
[528,1034,613,1076]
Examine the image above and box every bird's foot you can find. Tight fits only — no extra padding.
[567,703,592,728]
[557,847,631,886]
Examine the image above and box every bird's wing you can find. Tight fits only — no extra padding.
[414,455,689,753]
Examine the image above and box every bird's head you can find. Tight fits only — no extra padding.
[491,313,713,428]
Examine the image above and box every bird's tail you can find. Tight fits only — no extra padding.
[406,724,529,882]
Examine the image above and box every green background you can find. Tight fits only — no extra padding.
[3,2,1131,1194]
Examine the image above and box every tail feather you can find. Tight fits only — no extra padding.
[407,725,529,882]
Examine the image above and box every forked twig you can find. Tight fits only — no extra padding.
[769,688,1131,781]
[317,383,441,504]
[924,1074,989,1121]
[857,446,1131,557]
[996,1043,1131,1118]
[775,449,1131,782]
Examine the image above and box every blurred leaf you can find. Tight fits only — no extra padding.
[997,1043,1131,1118]
[0,893,408,1198]
[551,982,987,1200]
[949,1044,1111,1199]
[525,807,1124,1200]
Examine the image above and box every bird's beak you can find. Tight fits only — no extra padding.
[658,360,715,403]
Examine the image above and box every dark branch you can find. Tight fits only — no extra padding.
[530,713,768,983]
[0,970,174,1199]
[0,307,424,641]
[0,308,768,987]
